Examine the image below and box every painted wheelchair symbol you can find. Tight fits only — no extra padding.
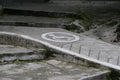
[41,32,80,42]
[48,33,74,41]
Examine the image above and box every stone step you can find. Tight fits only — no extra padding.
[3,8,80,18]
[0,59,110,80]
[0,45,46,62]
[0,44,111,80]
[0,15,71,27]
[2,1,120,19]
[2,1,82,18]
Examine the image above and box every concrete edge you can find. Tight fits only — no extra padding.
[0,31,120,71]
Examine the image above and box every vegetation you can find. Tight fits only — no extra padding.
[76,10,93,30]
[110,70,120,80]
[64,10,94,33]
[0,8,3,16]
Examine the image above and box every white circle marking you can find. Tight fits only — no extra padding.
[41,32,80,42]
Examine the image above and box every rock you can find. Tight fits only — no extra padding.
[71,20,85,31]
[64,20,85,33]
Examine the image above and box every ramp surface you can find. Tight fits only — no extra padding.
[0,26,120,70]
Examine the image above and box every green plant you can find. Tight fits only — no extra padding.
[75,10,94,30]
[64,24,84,33]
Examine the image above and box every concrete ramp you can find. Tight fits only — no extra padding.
[0,26,120,71]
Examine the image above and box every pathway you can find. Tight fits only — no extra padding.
[0,26,120,71]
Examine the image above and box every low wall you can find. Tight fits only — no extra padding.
[0,32,45,48]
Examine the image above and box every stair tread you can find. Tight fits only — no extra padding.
[3,1,79,13]
[0,45,33,54]
[0,15,71,24]
[0,59,109,80]
[0,44,46,61]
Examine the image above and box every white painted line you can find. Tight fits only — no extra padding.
[41,32,80,42]
[0,31,120,70]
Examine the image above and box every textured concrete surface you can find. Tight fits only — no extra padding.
[2,0,120,13]
[0,26,120,70]
[0,15,71,27]
[0,59,108,80]
[0,44,32,54]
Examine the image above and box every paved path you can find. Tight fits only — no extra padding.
[0,26,120,70]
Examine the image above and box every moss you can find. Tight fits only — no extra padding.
[0,8,4,16]
[75,10,93,30]
[110,70,120,80]
[11,49,55,64]
[64,24,83,33]
[106,72,112,80]
[14,59,21,63]
[64,10,94,33]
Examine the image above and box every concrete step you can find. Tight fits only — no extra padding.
[0,44,111,80]
[0,59,110,80]
[0,15,71,27]
[0,44,46,62]
[2,1,120,19]
[3,8,80,18]
[2,1,82,18]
